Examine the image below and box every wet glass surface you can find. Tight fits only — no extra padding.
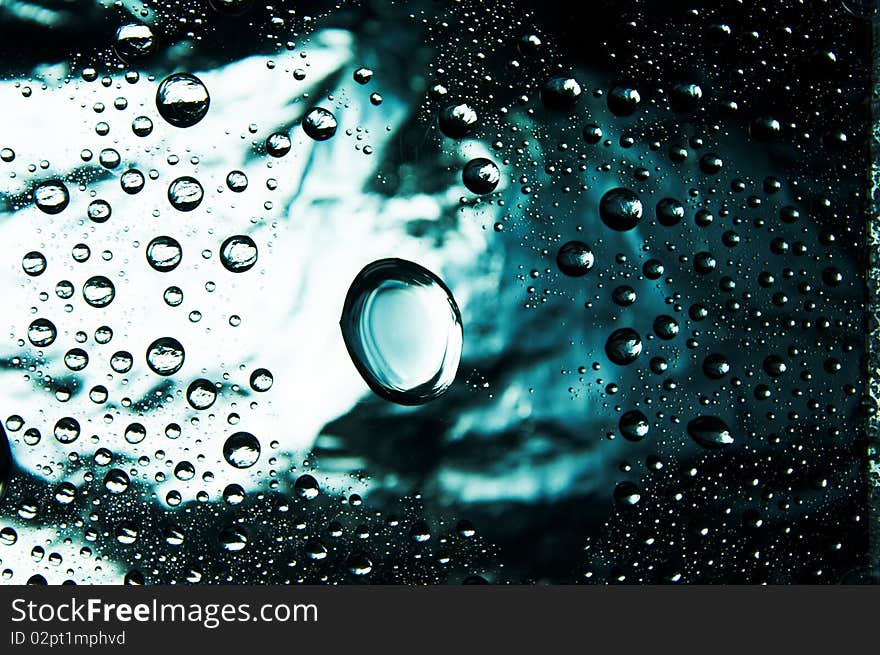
[0,0,873,584]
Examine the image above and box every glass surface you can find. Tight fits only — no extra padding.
[0,0,873,584]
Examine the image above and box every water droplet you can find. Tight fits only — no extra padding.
[115,521,139,545]
[162,285,183,307]
[226,170,248,192]
[146,337,185,376]
[0,527,17,546]
[614,481,641,506]
[687,415,734,449]
[187,378,217,410]
[583,124,603,144]
[556,241,594,277]
[702,354,730,379]
[340,258,463,405]
[156,73,210,128]
[699,153,723,174]
[652,315,679,340]
[110,351,133,373]
[612,285,636,307]
[64,348,89,371]
[104,469,130,494]
[0,425,11,500]
[540,75,582,110]
[168,176,203,211]
[223,483,245,505]
[605,328,642,366]
[82,276,115,308]
[120,169,145,194]
[294,474,320,500]
[115,23,156,60]
[132,116,153,137]
[249,368,273,392]
[54,482,76,504]
[146,236,183,272]
[72,243,91,263]
[607,86,641,116]
[354,67,373,84]
[28,318,57,347]
[223,432,261,469]
[87,199,112,223]
[219,525,248,551]
[22,251,46,276]
[305,540,327,560]
[23,427,40,446]
[763,354,787,378]
[600,187,642,232]
[346,552,372,576]
[53,417,80,444]
[302,107,338,141]
[438,103,478,138]
[668,82,702,113]
[462,158,500,194]
[266,132,291,157]
[655,197,684,226]
[619,410,649,441]
[124,422,146,445]
[219,235,258,272]
[174,461,195,481]
[33,180,69,214]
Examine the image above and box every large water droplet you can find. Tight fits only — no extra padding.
[438,103,478,138]
[187,378,217,410]
[249,368,273,392]
[33,180,69,215]
[53,417,80,444]
[605,328,642,365]
[27,318,56,347]
[619,410,649,441]
[22,251,46,277]
[219,235,258,272]
[115,23,156,60]
[556,241,594,277]
[83,275,115,308]
[87,199,112,223]
[104,469,130,494]
[226,170,248,192]
[687,415,734,449]
[340,258,463,405]
[607,86,641,116]
[600,187,642,232]
[540,76,582,110]
[223,432,261,469]
[146,337,185,376]
[294,474,320,500]
[462,158,500,194]
[156,73,210,128]
[146,236,182,272]
[167,176,204,211]
[219,525,248,552]
[302,107,338,141]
